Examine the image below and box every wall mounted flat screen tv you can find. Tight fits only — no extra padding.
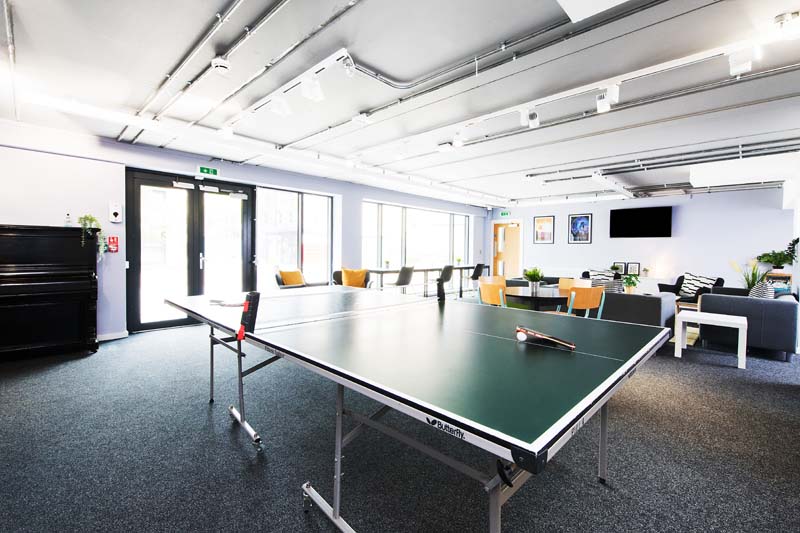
[609,206,672,238]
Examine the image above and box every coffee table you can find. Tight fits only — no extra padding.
[674,310,748,369]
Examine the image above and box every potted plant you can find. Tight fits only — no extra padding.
[384,260,390,269]
[731,260,767,290]
[609,264,621,273]
[455,257,462,266]
[523,267,544,291]
[622,274,639,294]
[77,214,106,255]
[757,238,799,269]
[641,267,650,277]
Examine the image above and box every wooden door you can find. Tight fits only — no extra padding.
[493,223,521,278]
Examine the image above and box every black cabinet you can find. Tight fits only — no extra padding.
[0,225,99,357]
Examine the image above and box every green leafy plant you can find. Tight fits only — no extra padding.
[77,214,104,252]
[757,238,799,268]
[622,274,639,287]
[609,264,621,272]
[455,257,462,265]
[741,262,767,290]
[523,267,544,282]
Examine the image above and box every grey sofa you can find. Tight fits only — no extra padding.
[601,292,677,332]
[699,292,798,362]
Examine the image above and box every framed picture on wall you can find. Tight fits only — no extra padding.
[613,262,627,273]
[626,262,641,275]
[568,213,592,244]
[533,215,555,244]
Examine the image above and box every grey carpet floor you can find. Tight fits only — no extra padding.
[1,326,799,532]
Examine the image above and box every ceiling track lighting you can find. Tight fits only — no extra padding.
[300,75,325,102]
[266,96,292,117]
[596,84,619,114]
[775,11,800,40]
[519,108,540,128]
[728,48,754,77]
[437,142,454,153]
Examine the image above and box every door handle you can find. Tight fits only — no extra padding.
[199,252,205,270]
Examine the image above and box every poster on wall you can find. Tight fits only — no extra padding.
[533,215,554,244]
[568,213,592,244]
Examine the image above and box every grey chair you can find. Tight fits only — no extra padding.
[386,266,414,294]
[436,265,454,299]
[469,264,484,281]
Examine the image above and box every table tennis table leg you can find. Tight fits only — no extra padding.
[227,339,262,448]
[333,384,344,519]
[488,485,501,533]
[209,326,215,404]
[598,403,608,484]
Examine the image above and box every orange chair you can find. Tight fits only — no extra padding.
[478,276,507,307]
[550,286,606,318]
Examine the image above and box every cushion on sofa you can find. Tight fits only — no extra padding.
[748,281,774,299]
[679,272,717,298]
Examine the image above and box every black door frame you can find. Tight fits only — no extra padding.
[125,168,255,332]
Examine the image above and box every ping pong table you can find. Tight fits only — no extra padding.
[166,286,669,532]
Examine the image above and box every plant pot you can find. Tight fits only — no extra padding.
[772,265,784,270]
[529,281,541,292]
[624,286,635,294]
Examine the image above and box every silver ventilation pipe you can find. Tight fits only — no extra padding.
[117,0,248,141]
[156,0,364,148]
[351,18,570,91]
[145,0,298,128]
[284,0,689,149]
[521,137,800,183]
[2,0,17,120]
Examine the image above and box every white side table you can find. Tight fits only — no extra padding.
[674,310,748,369]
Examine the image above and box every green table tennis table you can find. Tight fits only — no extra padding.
[166,286,669,532]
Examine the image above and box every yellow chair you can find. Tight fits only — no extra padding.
[478,276,507,307]
[550,286,606,318]
[558,278,576,290]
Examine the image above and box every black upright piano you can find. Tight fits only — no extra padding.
[0,225,99,357]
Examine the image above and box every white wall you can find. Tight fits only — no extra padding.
[0,146,127,340]
[0,120,487,339]
[488,188,793,287]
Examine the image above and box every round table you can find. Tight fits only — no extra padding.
[505,285,571,311]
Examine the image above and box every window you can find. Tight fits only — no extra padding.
[361,201,470,270]
[405,208,450,267]
[256,188,332,288]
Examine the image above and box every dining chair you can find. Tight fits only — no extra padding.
[387,266,414,294]
[478,275,507,307]
[435,265,454,299]
[549,286,606,318]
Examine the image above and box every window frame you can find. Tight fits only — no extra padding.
[363,201,470,268]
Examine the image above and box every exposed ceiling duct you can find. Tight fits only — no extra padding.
[285,0,673,150]
[117,0,250,141]
[154,0,363,148]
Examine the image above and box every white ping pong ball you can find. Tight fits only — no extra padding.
[516,331,528,342]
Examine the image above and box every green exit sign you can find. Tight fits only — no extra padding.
[197,166,219,177]
[499,210,510,217]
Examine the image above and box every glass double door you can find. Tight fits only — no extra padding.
[126,170,254,331]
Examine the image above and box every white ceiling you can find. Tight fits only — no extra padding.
[2,0,800,206]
